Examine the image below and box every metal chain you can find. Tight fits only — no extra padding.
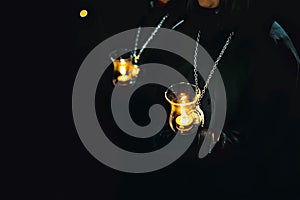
[193,30,201,100]
[133,14,234,106]
[133,14,169,61]
[194,31,235,105]
[133,26,141,60]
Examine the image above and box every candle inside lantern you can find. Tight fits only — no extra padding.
[175,107,193,126]
[117,74,130,82]
[175,93,193,126]
[117,59,130,82]
[110,49,139,86]
[165,82,201,135]
[119,59,127,74]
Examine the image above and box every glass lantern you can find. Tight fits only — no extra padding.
[109,49,140,86]
[165,82,204,135]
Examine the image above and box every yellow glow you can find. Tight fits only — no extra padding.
[175,106,193,126]
[80,9,88,17]
[117,75,130,82]
[120,59,126,65]
[119,65,127,75]
[175,93,193,126]
[176,115,193,126]
[131,65,140,76]
[179,93,188,102]
[133,55,140,63]
[118,59,129,75]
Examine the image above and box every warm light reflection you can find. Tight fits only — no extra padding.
[131,65,140,77]
[117,75,130,82]
[175,93,193,126]
[119,60,127,75]
[80,9,88,17]
[176,114,193,126]
[116,59,132,82]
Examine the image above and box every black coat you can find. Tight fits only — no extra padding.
[125,0,299,196]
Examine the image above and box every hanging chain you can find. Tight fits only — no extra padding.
[193,30,201,100]
[133,26,141,61]
[133,14,234,105]
[133,14,169,61]
[193,31,235,105]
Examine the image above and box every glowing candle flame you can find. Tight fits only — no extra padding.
[117,75,130,82]
[119,59,127,75]
[175,93,193,126]
[176,107,193,126]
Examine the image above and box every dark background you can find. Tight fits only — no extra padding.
[67,1,300,199]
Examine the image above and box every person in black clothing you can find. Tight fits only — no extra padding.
[126,0,299,198]
[70,1,299,199]
[135,0,257,152]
